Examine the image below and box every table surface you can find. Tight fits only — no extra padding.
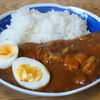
[0,0,100,100]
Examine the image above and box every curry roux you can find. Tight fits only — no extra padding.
[0,32,100,92]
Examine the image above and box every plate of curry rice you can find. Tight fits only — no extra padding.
[0,3,100,97]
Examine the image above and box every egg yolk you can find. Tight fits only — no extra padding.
[0,44,16,59]
[16,64,43,83]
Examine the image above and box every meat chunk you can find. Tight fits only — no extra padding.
[49,52,63,61]
[64,55,79,71]
[42,49,63,65]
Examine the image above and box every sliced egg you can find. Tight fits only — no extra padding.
[0,41,18,69]
[12,57,50,90]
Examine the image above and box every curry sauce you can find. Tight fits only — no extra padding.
[0,32,100,92]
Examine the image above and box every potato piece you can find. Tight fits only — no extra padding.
[64,55,79,71]
[82,56,99,74]
[74,53,88,64]
[74,76,87,85]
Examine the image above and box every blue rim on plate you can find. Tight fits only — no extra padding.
[0,3,100,97]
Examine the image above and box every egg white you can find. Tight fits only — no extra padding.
[0,41,18,69]
[12,57,50,90]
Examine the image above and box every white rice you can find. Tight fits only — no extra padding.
[0,9,89,44]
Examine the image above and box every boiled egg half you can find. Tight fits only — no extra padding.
[12,57,50,90]
[0,41,18,69]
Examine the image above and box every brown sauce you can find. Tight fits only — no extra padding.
[0,32,100,92]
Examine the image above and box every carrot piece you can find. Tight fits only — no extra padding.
[74,53,88,64]
[64,55,79,71]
